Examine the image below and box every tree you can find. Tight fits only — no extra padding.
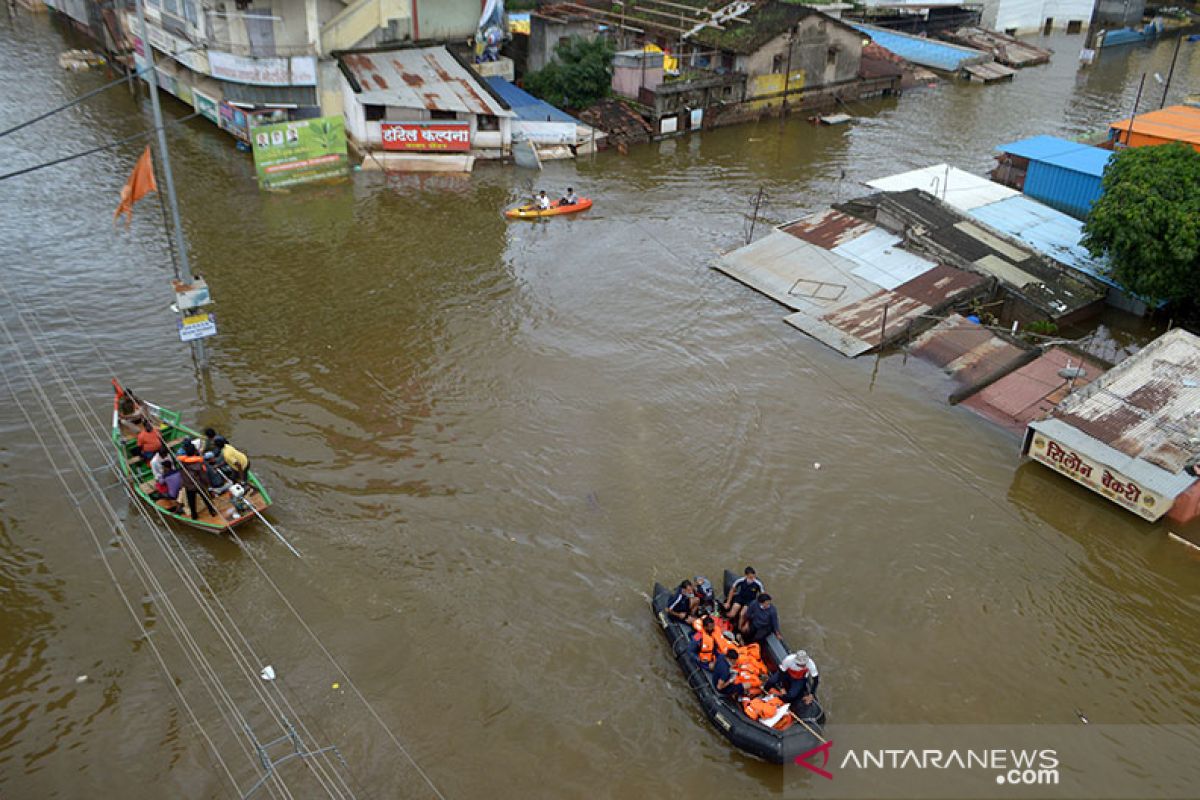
[1082,142,1200,306]
[523,36,615,110]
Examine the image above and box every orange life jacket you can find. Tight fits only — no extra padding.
[741,695,794,729]
[693,629,716,663]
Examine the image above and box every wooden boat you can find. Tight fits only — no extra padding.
[111,381,272,533]
[650,569,826,763]
[504,197,592,219]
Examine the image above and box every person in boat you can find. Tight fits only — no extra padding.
[150,445,173,482]
[177,440,211,520]
[212,436,250,484]
[709,646,744,699]
[693,575,716,616]
[203,427,222,455]
[667,579,700,624]
[118,390,147,428]
[764,650,819,707]
[151,463,186,514]
[742,593,780,644]
[725,566,764,629]
[731,646,768,696]
[558,187,578,207]
[690,615,732,664]
[136,421,165,464]
[203,450,234,495]
[535,190,551,211]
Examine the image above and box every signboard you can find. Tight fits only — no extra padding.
[173,277,211,309]
[1026,432,1169,521]
[381,121,471,152]
[146,22,208,73]
[193,89,219,125]
[178,312,217,342]
[512,121,575,145]
[218,101,250,142]
[209,51,317,86]
[660,116,678,135]
[251,115,349,189]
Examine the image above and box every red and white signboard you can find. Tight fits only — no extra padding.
[381,121,471,152]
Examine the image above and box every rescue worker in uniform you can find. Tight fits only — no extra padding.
[764,650,819,707]
[666,579,700,624]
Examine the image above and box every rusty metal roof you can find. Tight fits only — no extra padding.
[961,346,1103,435]
[781,208,874,249]
[339,46,513,117]
[1033,329,1200,484]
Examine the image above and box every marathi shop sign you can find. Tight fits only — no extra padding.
[208,51,317,87]
[1027,432,1168,521]
[381,121,470,152]
[251,115,349,189]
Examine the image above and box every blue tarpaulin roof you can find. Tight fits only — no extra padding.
[484,77,580,125]
[852,24,989,72]
[996,135,1112,177]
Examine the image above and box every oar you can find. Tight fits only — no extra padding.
[238,500,302,559]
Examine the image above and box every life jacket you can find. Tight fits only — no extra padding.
[733,660,765,693]
[693,629,716,663]
[741,695,794,729]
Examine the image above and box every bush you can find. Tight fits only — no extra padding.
[524,36,615,110]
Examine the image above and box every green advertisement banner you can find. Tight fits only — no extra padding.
[251,115,349,189]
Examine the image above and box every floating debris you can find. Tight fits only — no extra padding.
[59,50,105,71]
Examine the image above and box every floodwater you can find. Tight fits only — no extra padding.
[2,10,1199,799]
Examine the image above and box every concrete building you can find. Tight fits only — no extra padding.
[338,45,513,168]
[118,0,486,141]
[1022,328,1200,524]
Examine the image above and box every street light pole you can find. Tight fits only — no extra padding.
[133,0,206,366]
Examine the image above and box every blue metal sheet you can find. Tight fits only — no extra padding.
[966,195,1115,287]
[852,24,988,72]
[1042,146,1112,177]
[1024,162,1105,219]
[996,135,1082,161]
[484,77,580,125]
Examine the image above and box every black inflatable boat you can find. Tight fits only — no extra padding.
[650,570,826,764]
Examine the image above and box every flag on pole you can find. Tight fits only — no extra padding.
[114,145,158,227]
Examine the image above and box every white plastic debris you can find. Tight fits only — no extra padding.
[75,675,88,684]
[813,462,821,470]
[260,665,276,681]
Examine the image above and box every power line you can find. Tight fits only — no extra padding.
[0,111,201,182]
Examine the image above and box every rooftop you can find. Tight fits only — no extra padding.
[484,77,580,125]
[1109,104,1200,145]
[866,164,1018,211]
[338,46,513,117]
[996,135,1113,177]
[851,23,990,72]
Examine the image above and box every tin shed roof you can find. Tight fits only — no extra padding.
[1035,328,1200,480]
[1109,104,1200,146]
[339,46,513,117]
[852,23,990,71]
[867,164,1018,212]
[996,136,1112,177]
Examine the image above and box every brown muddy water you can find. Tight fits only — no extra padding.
[2,10,1199,798]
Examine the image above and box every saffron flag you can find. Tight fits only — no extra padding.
[114,145,158,227]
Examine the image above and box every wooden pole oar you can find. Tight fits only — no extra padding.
[238,502,302,559]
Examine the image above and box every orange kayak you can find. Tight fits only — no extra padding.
[505,198,592,219]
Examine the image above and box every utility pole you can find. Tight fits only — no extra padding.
[782,28,794,116]
[133,0,207,365]
[1126,72,1146,146]
[1160,34,1183,108]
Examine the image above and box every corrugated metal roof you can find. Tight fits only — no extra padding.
[1109,104,1200,145]
[484,77,579,124]
[966,195,1118,289]
[997,135,1113,177]
[780,208,875,249]
[852,23,990,71]
[962,346,1103,434]
[910,313,1030,393]
[340,47,513,117]
[783,264,986,356]
[1032,328,1200,494]
[867,164,1018,212]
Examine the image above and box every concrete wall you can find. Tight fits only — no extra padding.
[529,14,596,72]
[981,0,1095,34]
[738,16,862,100]
[412,0,479,42]
[1094,0,1146,28]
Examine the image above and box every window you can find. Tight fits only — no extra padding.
[826,47,837,68]
[477,114,499,131]
[183,0,198,25]
[1005,28,1017,36]
[364,104,385,121]
[1067,20,1083,33]
[772,54,784,73]
[430,109,457,120]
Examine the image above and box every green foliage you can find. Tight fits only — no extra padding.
[1082,143,1200,305]
[523,36,615,110]
[1024,320,1058,336]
